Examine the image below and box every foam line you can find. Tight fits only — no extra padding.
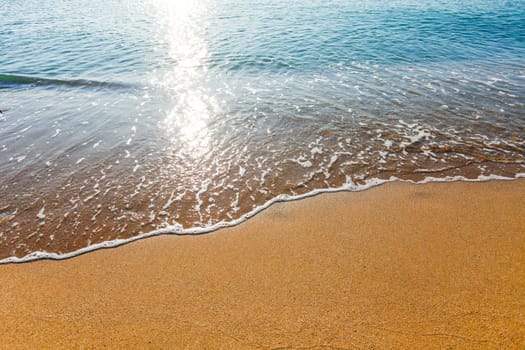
[1,173,523,264]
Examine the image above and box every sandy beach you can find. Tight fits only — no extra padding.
[1,180,524,349]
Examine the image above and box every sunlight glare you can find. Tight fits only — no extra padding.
[151,0,217,160]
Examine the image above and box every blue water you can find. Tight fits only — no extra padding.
[0,0,524,261]
[2,1,525,76]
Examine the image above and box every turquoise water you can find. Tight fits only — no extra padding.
[1,0,524,261]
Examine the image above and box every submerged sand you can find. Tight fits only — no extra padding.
[1,180,524,349]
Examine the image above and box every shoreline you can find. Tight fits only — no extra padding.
[1,179,524,348]
[2,174,524,264]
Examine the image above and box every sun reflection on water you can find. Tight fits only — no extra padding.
[151,0,218,160]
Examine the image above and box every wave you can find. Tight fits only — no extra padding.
[1,173,523,264]
[0,73,133,90]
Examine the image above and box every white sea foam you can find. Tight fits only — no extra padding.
[36,206,45,220]
[14,155,26,163]
[239,166,246,177]
[1,174,523,264]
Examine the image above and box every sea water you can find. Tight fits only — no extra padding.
[0,0,524,262]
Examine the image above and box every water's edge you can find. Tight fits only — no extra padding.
[1,173,523,264]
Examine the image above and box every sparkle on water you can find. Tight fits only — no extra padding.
[0,0,524,261]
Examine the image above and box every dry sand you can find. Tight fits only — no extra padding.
[1,180,524,349]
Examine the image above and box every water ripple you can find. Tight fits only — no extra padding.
[0,0,524,260]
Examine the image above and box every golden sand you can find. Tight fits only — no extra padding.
[1,180,524,349]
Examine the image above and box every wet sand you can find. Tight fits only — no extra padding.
[1,180,524,349]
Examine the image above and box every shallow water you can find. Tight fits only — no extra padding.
[1,0,524,261]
